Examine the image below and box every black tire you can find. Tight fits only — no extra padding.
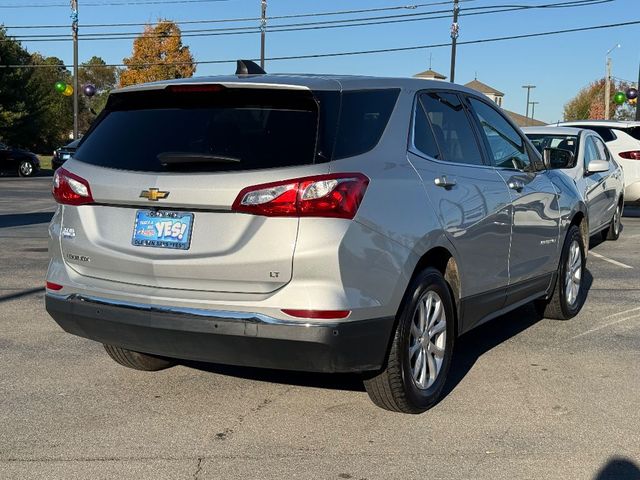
[363,268,455,414]
[602,202,622,241]
[17,159,35,177]
[103,344,175,371]
[534,225,586,320]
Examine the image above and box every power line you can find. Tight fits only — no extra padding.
[2,19,638,68]
[2,0,613,42]
[0,0,231,7]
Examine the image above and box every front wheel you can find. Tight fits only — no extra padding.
[535,224,586,320]
[364,268,455,414]
[18,160,35,177]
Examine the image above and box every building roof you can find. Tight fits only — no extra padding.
[464,79,504,96]
[414,69,447,80]
[503,109,546,127]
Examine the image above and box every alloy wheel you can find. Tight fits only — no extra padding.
[565,240,582,307]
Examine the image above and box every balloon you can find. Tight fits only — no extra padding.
[613,92,626,105]
[62,84,74,97]
[630,98,637,106]
[54,81,66,93]
[83,84,96,97]
[626,87,638,100]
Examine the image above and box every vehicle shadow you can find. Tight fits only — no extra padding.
[37,169,54,178]
[183,269,594,400]
[622,206,640,218]
[0,212,54,228]
[592,456,640,480]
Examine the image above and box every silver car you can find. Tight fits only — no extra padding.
[46,64,588,413]
[524,126,624,240]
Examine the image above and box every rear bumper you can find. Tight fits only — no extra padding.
[45,293,395,373]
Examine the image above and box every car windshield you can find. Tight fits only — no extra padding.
[525,133,579,158]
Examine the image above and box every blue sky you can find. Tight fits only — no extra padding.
[2,0,639,122]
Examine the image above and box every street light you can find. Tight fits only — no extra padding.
[604,43,621,120]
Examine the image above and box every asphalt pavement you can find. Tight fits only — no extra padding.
[1,175,639,480]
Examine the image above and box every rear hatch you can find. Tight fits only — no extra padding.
[60,84,333,294]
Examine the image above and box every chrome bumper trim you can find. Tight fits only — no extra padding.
[45,292,337,327]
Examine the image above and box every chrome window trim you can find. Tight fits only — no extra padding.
[46,292,340,327]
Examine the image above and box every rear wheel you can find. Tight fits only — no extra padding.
[103,344,175,371]
[364,268,455,414]
[602,202,621,241]
[18,159,35,177]
[535,224,585,320]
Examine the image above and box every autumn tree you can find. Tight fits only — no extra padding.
[564,78,631,121]
[119,20,195,87]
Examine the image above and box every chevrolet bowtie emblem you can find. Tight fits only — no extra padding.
[140,188,169,201]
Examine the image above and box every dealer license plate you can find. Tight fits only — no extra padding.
[132,210,194,250]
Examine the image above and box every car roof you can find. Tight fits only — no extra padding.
[522,126,584,136]
[113,73,486,96]
[557,120,640,128]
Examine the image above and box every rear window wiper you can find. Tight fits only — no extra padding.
[158,152,241,166]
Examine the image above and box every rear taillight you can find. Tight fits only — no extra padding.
[619,151,640,160]
[52,167,94,205]
[232,173,369,219]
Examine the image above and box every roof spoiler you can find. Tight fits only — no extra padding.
[235,60,266,76]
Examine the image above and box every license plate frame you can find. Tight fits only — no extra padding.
[131,210,194,250]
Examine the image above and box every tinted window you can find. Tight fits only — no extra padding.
[578,126,615,142]
[76,88,320,173]
[468,98,532,171]
[584,137,599,169]
[526,134,578,158]
[333,89,400,159]
[614,126,640,141]
[412,97,441,159]
[592,136,610,161]
[419,92,484,165]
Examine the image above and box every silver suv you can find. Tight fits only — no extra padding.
[46,64,588,413]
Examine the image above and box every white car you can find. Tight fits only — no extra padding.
[524,126,624,240]
[553,120,640,204]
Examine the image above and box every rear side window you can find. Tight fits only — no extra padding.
[412,98,441,159]
[578,126,615,142]
[332,89,400,159]
[75,88,320,173]
[419,92,484,165]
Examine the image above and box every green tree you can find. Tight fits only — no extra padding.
[78,56,118,130]
[120,20,195,87]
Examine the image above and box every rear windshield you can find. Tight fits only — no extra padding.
[613,126,640,141]
[75,86,399,173]
[525,133,579,157]
[75,88,320,173]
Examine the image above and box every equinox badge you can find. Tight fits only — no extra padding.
[140,188,169,201]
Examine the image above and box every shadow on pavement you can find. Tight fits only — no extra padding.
[0,287,44,303]
[593,456,640,480]
[183,269,594,400]
[0,211,54,228]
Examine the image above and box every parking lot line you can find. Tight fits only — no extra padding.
[589,251,633,269]
[569,306,640,340]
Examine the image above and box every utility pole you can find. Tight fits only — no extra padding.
[260,0,267,69]
[604,44,620,120]
[529,101,539,125]
[636,61,640,121]
[449,0,459,83]
[71,0,79,139]
[522,84,536,121]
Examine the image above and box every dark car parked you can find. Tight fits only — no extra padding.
[0,143,41,177]
[52,139,81,170]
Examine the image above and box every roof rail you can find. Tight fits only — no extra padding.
[236,60,266,76]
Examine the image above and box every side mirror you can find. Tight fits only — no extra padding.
[543,147,574,169]
[587,159,609,174]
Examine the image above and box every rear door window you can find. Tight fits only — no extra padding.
[419,92,484,165]
[332,89,400,159]
[75,88,321,173]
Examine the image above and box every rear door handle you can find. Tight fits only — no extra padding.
[508,180,525,192]
[434,176,456,189]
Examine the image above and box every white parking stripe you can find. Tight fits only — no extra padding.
[570,312,640,340]
[589,251,633,269]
